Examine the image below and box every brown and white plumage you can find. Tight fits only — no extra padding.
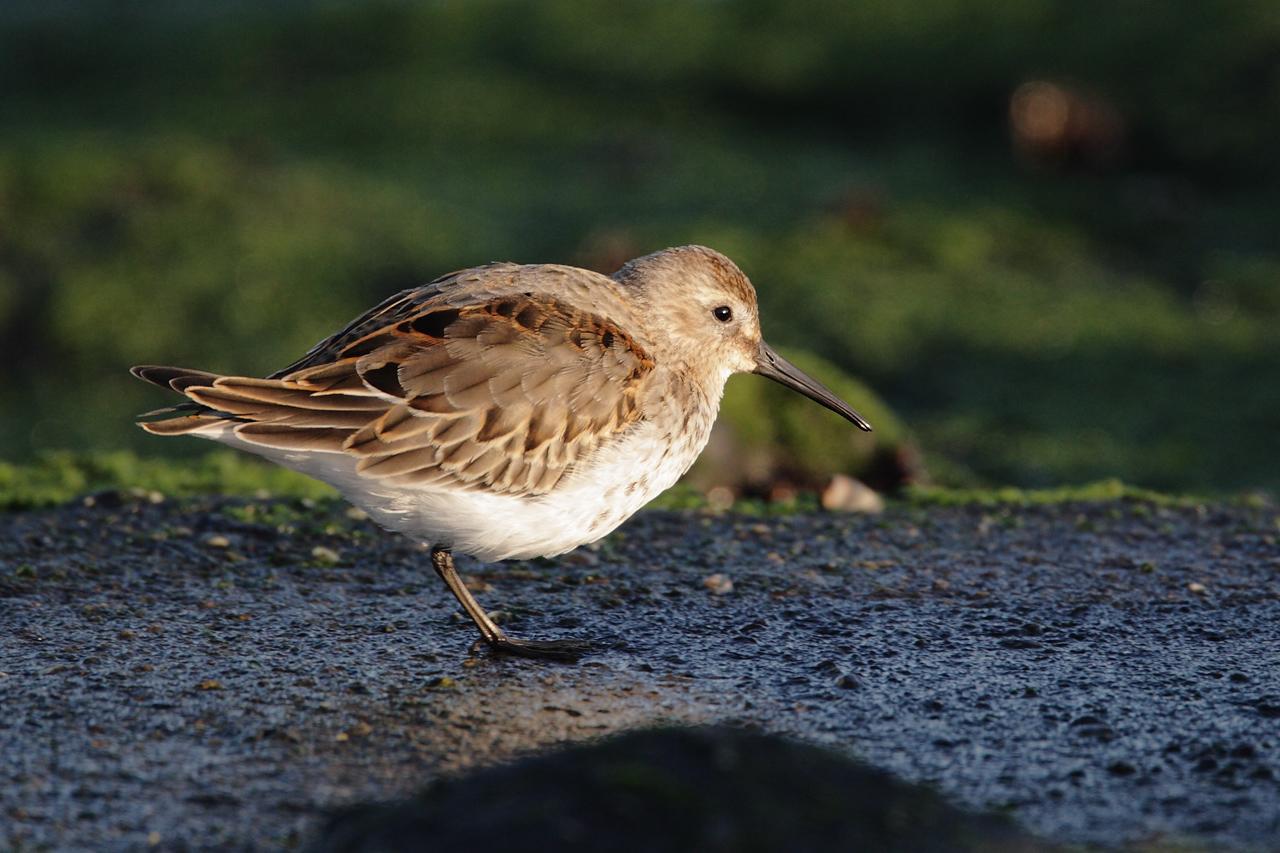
[143,284,655,496]
[133,246,870,653]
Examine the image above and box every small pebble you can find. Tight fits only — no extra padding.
[204,535,231,549]
[703,573,734,595]
[345,507,369,521]
[1187,582,1207,595]
[311,546,341,564]
[821,475,884,513]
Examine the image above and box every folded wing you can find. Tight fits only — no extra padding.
[134,291,655,497]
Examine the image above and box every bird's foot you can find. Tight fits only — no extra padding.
[483,635,595,662]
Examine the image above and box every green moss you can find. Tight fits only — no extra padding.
[642,484,709,511]
[220,501,334,534]
[1,451,1244,514]
[0,450,335,510]
[902,478,1201,508]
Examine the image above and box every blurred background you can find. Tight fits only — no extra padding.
[1,0,1277,500]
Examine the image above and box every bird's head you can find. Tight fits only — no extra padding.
[613,245,872,431]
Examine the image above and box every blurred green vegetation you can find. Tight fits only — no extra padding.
[1,0,1277,494]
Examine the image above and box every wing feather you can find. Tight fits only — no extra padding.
[132,265,655,498]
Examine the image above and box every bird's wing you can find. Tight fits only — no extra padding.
[174,272,656,497]
[268,262,524,379]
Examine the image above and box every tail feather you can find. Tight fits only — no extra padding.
[129,363,376,442]
[130,365,222,393]
[130,364,230,436]
[139,414,227,436]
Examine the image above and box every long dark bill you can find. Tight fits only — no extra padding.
[754,342,872,432]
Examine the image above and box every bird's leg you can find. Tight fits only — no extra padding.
[429,546,504,643]
[429,546,591,662]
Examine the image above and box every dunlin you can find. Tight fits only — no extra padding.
[132,245,871,659]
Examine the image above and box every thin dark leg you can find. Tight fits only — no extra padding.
[429,546,504,643]
[429,546,591,662]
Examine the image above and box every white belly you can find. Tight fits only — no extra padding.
[201,417,708,562]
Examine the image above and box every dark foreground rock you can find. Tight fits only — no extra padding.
[313,726,1040,853]
[1,495,1278,850]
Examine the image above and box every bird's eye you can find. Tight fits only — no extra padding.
[712,306,733,322]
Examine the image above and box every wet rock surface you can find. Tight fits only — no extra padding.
[1,496,1278,849]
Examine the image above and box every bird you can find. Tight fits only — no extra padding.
[131,245,872,660]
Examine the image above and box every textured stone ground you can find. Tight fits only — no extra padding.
[2,495,1278,850]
